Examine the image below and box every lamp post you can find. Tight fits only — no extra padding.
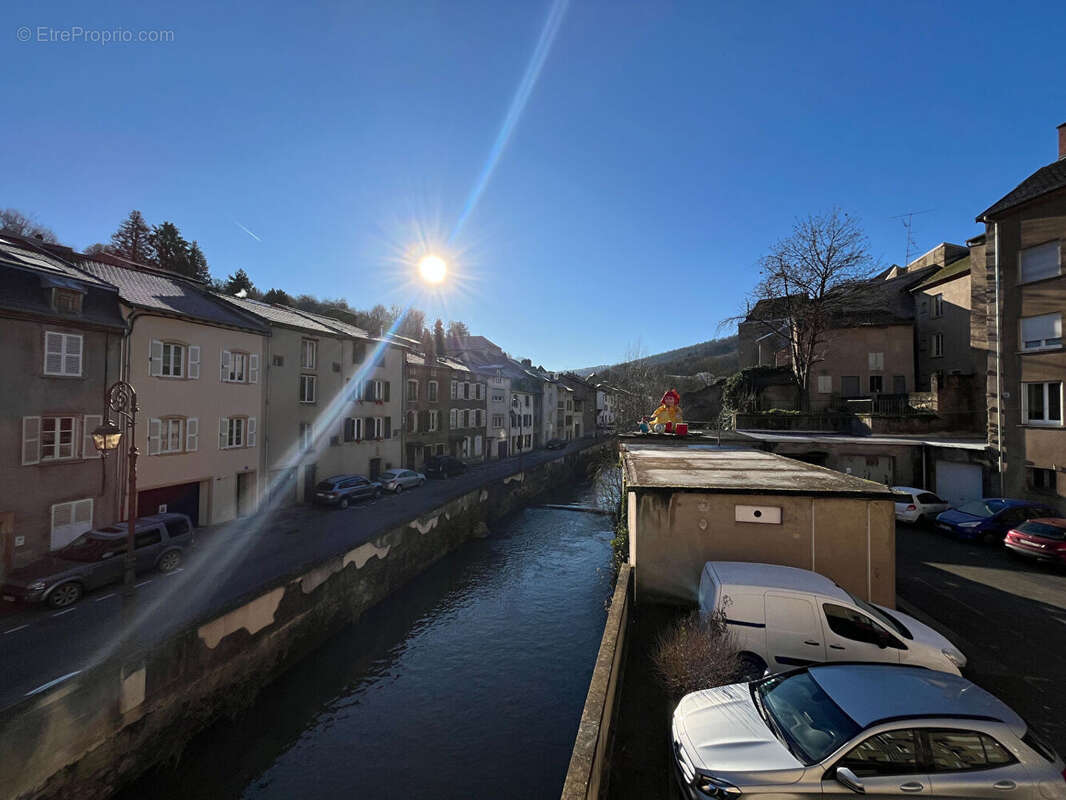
[92,381,139,609]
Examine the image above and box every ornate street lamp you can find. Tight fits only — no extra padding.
[92,381,139,607]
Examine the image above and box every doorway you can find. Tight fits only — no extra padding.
[236,471,255,517]
[369,458,382,480]
[498,441,508,460]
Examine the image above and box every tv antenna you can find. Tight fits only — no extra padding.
[889,208,935,267]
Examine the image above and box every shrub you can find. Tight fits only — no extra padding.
[651,608,740,700]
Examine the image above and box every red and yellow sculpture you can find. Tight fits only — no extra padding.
[641,389,687,435]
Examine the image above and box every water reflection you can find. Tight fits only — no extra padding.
[121,484,613,800]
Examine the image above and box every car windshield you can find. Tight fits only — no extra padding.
[59,533,123,562]
[846,591,912,639]
[380,471,399,480]
[957,500,1005,518]
[754,672,860,765]
[1017,521,1066,540]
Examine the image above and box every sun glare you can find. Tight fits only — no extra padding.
[418,254,448,284]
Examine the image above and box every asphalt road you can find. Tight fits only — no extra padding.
[896,521,1066,756]
[0,439,601,711]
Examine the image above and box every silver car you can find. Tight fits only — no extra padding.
[378,469,425,494]
[672,663,1065,799]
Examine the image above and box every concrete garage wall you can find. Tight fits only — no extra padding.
[629,490,895,608]
[0,441,611,800]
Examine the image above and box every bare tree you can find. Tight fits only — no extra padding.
[744,209,875,408]
[0,208,57,242]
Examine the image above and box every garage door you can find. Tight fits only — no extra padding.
[138,482,201,526]
[935,461,982,507]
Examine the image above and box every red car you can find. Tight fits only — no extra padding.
[1004,517,1066,564]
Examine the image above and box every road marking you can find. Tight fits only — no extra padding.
[135,580,152,588]
[2,624,29,635]
[93,592,116,602]
[50,608,76,618]
[25,670,81,697]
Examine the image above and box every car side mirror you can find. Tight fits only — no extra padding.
[835,767,865,794]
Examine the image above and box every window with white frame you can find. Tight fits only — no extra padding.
[932,294,944,318]
[450,380,458,399]
[817,375,832,394]
[299,421,313,449]
[302,338,317,369]
[491,392,504,403]
[868,352,884,371]
[1020,240,1061,284]
[449,408,458,428]
[38,416,77,461]
[53,289,82,315]
[149,417,186,455]
[220,416,255,448]
[153,341,185,378]
[374,417,383,439]
[407,410,418,433]
[407,380,419,402]
[220,350,257,383]
[43,332,82,376]
[50,498,93,550]
[428,380,438,402]
[475,409,484,427]
[475,383,483,400]
[492,414,504,428]
[1021,313,1063,352]
[429,410,439,431]
[300,374,317,403]
[1023,381,1063,426]
[373,379,384,401]
[932,333,944,358]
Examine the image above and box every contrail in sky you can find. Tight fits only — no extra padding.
[450,0,569,242]
[234,221,262,242]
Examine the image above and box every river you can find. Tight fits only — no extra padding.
[119,482,614,799]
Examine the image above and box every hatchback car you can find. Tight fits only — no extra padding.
[672,662,1065,799]
[1004,517,1066,565]
[891,486,951,525]
[378,469,425,493]
[424,456,467,479]
[935,498,1060,544]
[1,513,194,609]
[545,438,566,450]
[313,475,381,508]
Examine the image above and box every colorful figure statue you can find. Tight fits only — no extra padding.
[648,389,683,433]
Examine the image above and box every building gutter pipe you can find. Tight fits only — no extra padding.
[993,222,1004,495]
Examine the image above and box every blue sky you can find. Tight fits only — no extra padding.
[4,1,1066,369]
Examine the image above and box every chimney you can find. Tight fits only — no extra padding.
[1059,122,1066,161]
[521,358,532,367]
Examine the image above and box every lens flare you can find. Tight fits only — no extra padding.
[418,255,447,284]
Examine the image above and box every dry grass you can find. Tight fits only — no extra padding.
[651,608,740,701]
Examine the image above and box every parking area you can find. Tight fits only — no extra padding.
[896,520,1066,756]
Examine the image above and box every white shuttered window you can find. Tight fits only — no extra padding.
[44,332,82,376]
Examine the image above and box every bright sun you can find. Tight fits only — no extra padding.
[418,255,448,284]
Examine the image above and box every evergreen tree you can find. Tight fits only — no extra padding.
[110,210,155,264]
[446,320,470,342]
[433,318,446,356]
[263,288,292,305]
[187,240,211,282]
[150,221,191,274]
[223,268,256,296]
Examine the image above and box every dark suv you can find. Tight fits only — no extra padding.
[424,455,467,479]
[313,475,382,508]
[1,513,195,609]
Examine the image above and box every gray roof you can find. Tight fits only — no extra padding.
[622,443,896,498]
[0,237,109,285]
[809,664,1024,734]
[75,257,268,333]
[285,306,370,340]
[978,158,1066,221]
[219,296,339,334]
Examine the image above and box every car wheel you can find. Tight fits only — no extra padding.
[395,484,403,494]
[340,497,350,509]
[47,582,82,609]
[980,530,1000,546]
[158,550,181,573]
[736,653,767,681]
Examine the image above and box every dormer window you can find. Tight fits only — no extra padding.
[52,289,83,315]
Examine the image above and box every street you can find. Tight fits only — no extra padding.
[896,520,1066,756]
[0,440,601,711]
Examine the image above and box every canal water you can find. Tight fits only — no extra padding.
[121,483,614,800]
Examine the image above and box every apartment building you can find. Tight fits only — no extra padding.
[74,253,269,526]
[470,364,512,460]
[403,352,451,468]
[976,123,1066,500]
[558,372,596,438]
[0,237,125,576]
[510,388,535,453]
[595,384,617,429]
[446,358,488,462]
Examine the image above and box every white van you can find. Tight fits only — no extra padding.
[698,561,966,678]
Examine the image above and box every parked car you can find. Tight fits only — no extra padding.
[891,486,951,525]
[672,662,1064,800]
[378,469,425,493]
[1,513,194,609]
[545,438,566,450]
[313,475,381,508]
[698,561,966,678]
[424,455,467,479]
[935,498,1059,544]
[1004,517,1066,565]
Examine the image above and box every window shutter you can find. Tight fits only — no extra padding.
[150,339,163,376]
[82,414,102,458]
[148,418,162,455]
[365,416,374,437]
[383,381,391,402]
[188,345,201,379]
[248,417,257,446]
[249,353,259,384]
[220,350,232,382]
[449,409,457,428]
[44,332,63,374]
[74,499,93,527]
[22,416,41,465]
[384,417,392,439]
[220,417,229,448]
[184,417,199,452]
